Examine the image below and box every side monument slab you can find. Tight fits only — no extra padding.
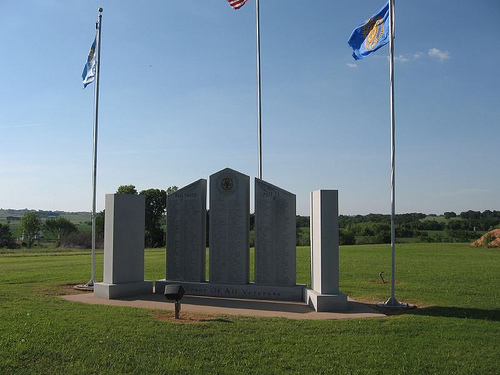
[254,178,296,286]
[156,179,207,294]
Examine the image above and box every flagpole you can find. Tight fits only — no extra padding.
[381,0,407,308]
[86,7,103,288]
[255,0,263,179]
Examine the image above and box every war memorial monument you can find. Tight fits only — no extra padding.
[95,167,347,312]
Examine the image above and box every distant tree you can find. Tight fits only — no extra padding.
[296,215,310,228]
[396,225,418,238]
[339,229,356,245]
[166,186,178,195]
[446,220,471,231]
[95,210,105,240]
[140,188,167,248]
[444,211,457,219]
[44,217,78,247]
[373,223,391,241]
[60,231,93,249]
[20,212,42,248]
[374,230,391,244]
[460,210,481,220]
[418,232,435,243]
[481,210,493,219]
[0,223,13,248]
[296,227,310,246]
[445,229,476,243]
[360,223,374,236]
[205,210,210,247]
[85,211,105,242]
[396,213,425,226]
[417,220,445,231]
[116,185,138,195]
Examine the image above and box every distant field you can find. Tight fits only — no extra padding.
[0,211,91,239]
[0,243,498,374]
[0,210,90,223]
[60,212,91,224]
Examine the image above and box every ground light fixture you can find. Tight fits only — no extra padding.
[164,284,185,319]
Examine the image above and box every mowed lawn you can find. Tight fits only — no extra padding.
[0,243,498,374]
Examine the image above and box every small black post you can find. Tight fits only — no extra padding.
[164,284,185,320]
[175,301,181,320]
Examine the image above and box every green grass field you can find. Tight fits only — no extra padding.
[0,244,499,374]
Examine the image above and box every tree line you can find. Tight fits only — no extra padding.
[295,211,500,245]
[2,197,499,249]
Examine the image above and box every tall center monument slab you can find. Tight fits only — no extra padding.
[209,168,250,284]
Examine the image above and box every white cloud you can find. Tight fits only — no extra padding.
[428,48,450,61]
[391,52,424,63]
[394,54,409,62]
[389,49,450,63]
[346,63,357,68]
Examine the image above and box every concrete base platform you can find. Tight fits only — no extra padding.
[94,281,153,299]
[155,280,306,302]
[305,289,348,312]
[62,292,385,320]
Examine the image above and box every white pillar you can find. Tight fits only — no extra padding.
[94,194,153,299]
[305,190,347,311]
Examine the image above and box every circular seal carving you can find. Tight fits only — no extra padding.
[221,177,233,191]
[215,171,239,196]
[363,16,384,50]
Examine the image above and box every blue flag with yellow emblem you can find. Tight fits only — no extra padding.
[82,37,97,88]
[348,2,389,60]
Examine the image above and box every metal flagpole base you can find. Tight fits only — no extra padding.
[377,296,409,308]
[84,279,95,288]
[74,279,95,291]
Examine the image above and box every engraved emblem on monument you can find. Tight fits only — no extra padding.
[221,177,233,191]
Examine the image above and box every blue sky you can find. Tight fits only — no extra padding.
[1,0,498,216]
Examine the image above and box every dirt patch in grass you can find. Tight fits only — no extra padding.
[152,311,234,324]
[33,283,90,297]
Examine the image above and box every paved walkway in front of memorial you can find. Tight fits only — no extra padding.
[62,292,386,320]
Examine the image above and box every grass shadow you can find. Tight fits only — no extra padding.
[207,317,234,323]
[374,305,500,321]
